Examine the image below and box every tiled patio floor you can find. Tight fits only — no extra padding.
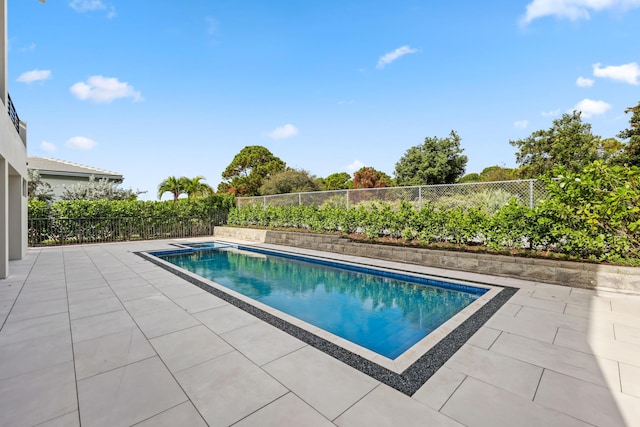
[1,239,639,427]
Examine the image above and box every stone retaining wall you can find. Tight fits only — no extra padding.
[214,227,639,292]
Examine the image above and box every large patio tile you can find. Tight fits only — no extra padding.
[444,344,543,400]
[492,332,620,389]
[335,384,462,427]
[412,366,467,411]
[234,392,334,427]
[77,356,187,427]
[172,292,228,313]
[175,351,288,427]
[150,325,234,373]
[0,331,73,381]
[465,326,501,350]
[534,369,627,427]
[67,286,116,304]
[194,304,259,334]
[0,362,77,427]
[221,320,306,366]
[515,306,593,334]
[263,345,379,420]
[14,286,67,304]
[615,323,640,346]
[69,295,125,320]
[7,297,68,322]
[111,284,162,302]
[65,278,109,292]
[133,307,200,339]
[135,402,207,427]
[508,293,567,313]
[441,376,589,427]
[156,282,206,299]
[554,327,640,368]
[620,363,640,398]
[0,312,70,345]
[485,313,558,343]
[71,309,136,343]
[123,294,176,316]
[37,411,79,427]
[73,327,156,379]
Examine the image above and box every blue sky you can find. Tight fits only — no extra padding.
[8,0,640,200]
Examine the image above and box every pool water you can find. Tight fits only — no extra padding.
[159,247,486,359]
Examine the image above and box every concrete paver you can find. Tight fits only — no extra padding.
[0,239,639,426]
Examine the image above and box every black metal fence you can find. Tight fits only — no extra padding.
[28,213,227,247]
[7,93,21,133]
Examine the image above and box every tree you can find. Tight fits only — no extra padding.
[157,176,185,201]
[220,146,286,196]
[61,176,142,201]
[394,130,467,186]
[510,111,601,178]
[181,176,213,200]
[321,172,353,190]
[617,101,640,167]
[27,169,54,202]
[353,167,394,189]
[479,165,517,182]
[259,168,321,195]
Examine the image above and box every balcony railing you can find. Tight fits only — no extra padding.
[7,93,21,133]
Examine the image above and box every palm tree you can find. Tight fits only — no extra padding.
[157,176,185,202]
[181,176,214,200]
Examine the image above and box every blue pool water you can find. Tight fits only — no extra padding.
[159,247,486,359]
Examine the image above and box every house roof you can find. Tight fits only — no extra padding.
[27,156,123,180]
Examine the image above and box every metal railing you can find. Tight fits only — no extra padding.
[7,93,20,133]
[28,214,227,247]
[237,179,546,213]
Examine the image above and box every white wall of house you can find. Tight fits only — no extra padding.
[0,0,28,279]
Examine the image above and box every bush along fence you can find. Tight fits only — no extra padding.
[237,179,547,213]
[28,196,234,247]
[228,162,640,265]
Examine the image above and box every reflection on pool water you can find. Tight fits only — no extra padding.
[159,247,486,359]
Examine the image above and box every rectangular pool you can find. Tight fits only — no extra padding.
[156,245,487,360]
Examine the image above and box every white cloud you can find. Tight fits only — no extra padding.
[573,98,612,118]
[514,120,529,129]
[70,75,142,103]
[593,62,640,85]
[20,43,36,53]
[376,45,418,69]
[107,6,117,19]
[69,0,106,12]
[268,124,299,140]
[521,0,640,24]
[576,76,595,87]
[40,141,56,152]
[66,136,97,150]
[345,160,364,174]
[17,69,51,84]
[542,109,561,117]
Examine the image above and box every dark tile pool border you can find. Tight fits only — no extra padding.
[136,249,517,396]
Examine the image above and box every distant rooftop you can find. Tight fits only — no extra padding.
[27,156,123,180]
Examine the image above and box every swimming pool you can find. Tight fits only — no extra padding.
[142,242,515,395]
[158,246,485,359]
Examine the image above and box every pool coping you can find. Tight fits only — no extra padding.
[136,244,517,396]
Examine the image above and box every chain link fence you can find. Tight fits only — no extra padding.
[237,180,547,213]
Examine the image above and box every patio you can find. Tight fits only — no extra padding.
[1,239,639,427]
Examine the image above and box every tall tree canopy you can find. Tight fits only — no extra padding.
[457,165,517,183]
[617,101,640,167]
[158,176,185,201]
[259,168,321,195]
[353,167,393,189]
[394,131,467,186]
[510,111,601,178]
[181,176,214,200]
[321,172,353,190]
[219,146,286,196]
